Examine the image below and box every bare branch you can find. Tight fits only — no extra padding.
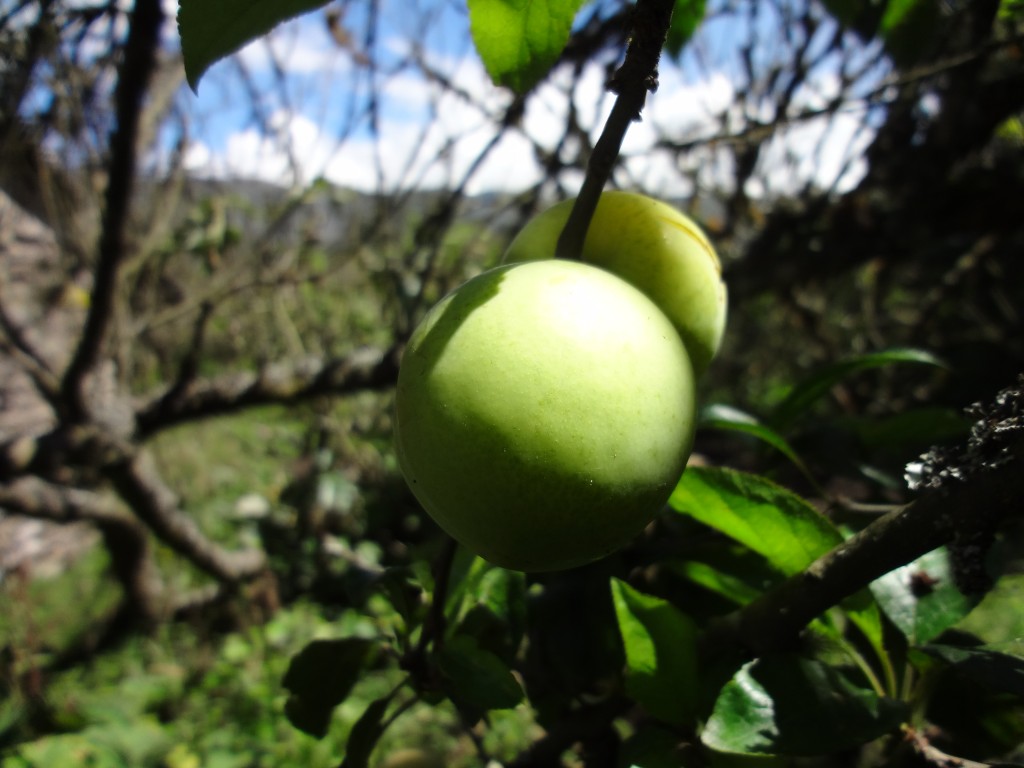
[0,475,164,624]
[106,448,266,583]
[134,345,400,438]
[60,0,164,420]
[0,303,61,406]
[0,474,124,525]
[902,725,994,768]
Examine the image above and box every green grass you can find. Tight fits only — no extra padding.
[150,404,310,523]
[0,545,120,665]
[1,597,537,768]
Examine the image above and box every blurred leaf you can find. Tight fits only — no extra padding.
[619,723,692,768]
[844,407,969,452]
[611,578,698,725]
[450,564,527,663]
[955,574,1024,644]
[178,0,331,91]
[878,0,941,67]
[340,695,392,768]
[702,655,908,755]
[665,0,706,58]
[67,675,183,727]
[373,566,427,631]
[870,548,978,645]
[316,471,360,514]
[769,348,945,431]
[879,0,922,31]
[843,597,887,665]
[669,467,841,576]
[283,637,375,738]
[437,634,524,711]
[11,719,170,767]
[467,0,585,92]
[450,558,526,628]
[1001,0,1024,19]
[668,560,762,605]
[700,404,817,485]
[922,642,1024,698]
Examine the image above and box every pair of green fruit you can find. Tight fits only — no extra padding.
[394,192,727,572]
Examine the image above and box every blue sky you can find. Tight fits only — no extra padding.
[168,0,888,197]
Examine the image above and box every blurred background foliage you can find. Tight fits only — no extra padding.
[0,0,1022,765]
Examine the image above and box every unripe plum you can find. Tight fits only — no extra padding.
[504,191,726,376]
[395,259,696,572]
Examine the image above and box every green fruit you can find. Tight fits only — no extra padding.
[503,191,727,376]
[395,260,696,572]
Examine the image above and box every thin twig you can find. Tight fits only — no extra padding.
[414,535,458,659]
[134,345,400,439]
[555,0,676,260]
[902,725,994,768]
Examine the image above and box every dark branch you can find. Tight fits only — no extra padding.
[711,378,1024,655]
[60,0,164,420]
[555,0,676,260]
[134,345,400,438]
[0,476,164,624]
[106,448,266,584]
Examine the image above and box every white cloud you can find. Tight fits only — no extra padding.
[179,16,876,198]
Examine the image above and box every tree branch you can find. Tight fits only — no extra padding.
[711,378,1024,655]
[60,0,164,420]
[0,476,164,624]
[555,0,676,260]
[0,294,60,405]
[105,448,266,584]
[134,345,400,438]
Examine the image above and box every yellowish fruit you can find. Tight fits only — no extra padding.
[503,191,726,376]
[395,259,696,572]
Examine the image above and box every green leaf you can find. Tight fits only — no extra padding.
[178,0,331,91]
[611,578,698,725]
[340,695,393,768]
[449,562,527,664]
[373,566,428,631]
[450,557,526,629]
[11,720,170,767]
[769,348,945,431]
[665,0,706,58]
[922,642,1024,698]
[283,637,375,738]
[669,560,762,606]
[670,468,884,651]
[700,405,816,486]
[1001,0,1024,20]
[467,0,585,93]
[702,656,908,755]
[955,573,1024,645]
[437,634,524,711]
[869,548,978,645]
[669,467,842,576]
[844,407,970,453]
[878,0,941,67]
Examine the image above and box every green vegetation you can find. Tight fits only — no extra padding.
[3,0,1023,766]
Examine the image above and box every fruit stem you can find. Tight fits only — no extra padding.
[555,0,676,261]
